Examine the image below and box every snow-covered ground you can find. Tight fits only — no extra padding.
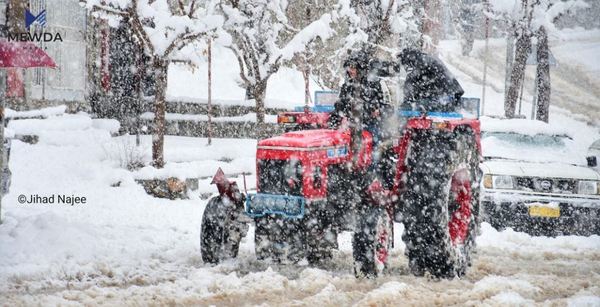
[1,111,599,305]
[2,28,600,306]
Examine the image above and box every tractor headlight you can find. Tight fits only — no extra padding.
[578,180,599,195]
[483,174,514,189]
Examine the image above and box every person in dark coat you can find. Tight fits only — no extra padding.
[328,50,392,145]
[398,48,464,112]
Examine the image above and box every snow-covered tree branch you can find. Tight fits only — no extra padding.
[218,0,335,123]
[343,0,419,57]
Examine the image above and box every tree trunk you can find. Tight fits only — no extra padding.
[152,58,168,168]
[422,0,441,53]
[504,34,515,101]
[535,26,550,123]
[302,66,310,108]
[504,31,531,118]
[459,0,475,56]
[254,81,267,124]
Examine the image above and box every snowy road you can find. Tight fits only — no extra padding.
[1,224,599,306]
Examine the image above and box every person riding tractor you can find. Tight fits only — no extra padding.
[327,50,394,186]
[328,50,393,147]
[398,48,465,112]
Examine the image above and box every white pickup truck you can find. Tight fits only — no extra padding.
[480,118,600,236]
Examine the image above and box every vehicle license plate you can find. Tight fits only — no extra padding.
[528,204,560,218]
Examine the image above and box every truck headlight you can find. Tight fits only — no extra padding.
[578,180,599,195]
[483,175,514,189]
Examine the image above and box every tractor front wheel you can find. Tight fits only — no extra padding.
[201,196,248,264]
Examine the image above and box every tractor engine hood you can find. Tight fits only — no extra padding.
[258,129,350,149]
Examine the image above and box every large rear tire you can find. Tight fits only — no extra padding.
[200,196,247,264]
[402,129,481,278]
[352,206,393,278]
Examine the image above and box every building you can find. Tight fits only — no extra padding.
[86,16,154,131]
[1,0,153,133]
[2,0,87,111]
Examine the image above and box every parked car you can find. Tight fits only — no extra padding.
[480,118,600,236]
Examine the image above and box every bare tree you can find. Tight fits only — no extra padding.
[497,0,587,118]
[504,0,533,118]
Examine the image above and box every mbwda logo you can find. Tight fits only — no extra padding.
[25,9,47,29]
[8,8,62,42]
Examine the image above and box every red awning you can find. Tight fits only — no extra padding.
[0,40,57,69]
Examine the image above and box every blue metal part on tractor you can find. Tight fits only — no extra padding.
[245,193,306,219]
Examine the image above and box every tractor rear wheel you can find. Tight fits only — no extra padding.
[201,196,247,264]
[352,206,393,278]
[402,130,480,278]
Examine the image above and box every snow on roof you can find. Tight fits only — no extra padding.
[480,117,572,138]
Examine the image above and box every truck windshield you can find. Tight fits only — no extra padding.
[482,132,584,165]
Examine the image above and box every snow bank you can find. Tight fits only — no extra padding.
[91,119,121,134]
[473,276,540,297]
[477,223,600,254]
[487,291,535,305]
[7,114,93,136]
[567,295,600,307]
[38,129,113,147]
[140,112,277,124]
[132,157,255,181]
[356,281,410,306]
[5,105,67,119]
[3,127,15,139]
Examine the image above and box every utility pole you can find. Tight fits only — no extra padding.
[504,34,515,112]
[481,0,490,116]
[207,38,212,146]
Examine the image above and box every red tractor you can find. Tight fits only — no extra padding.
[201,96,482,278]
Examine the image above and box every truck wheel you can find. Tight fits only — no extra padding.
[200,196,246,264]
[402,130,480,278]
[352,207,393,278]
